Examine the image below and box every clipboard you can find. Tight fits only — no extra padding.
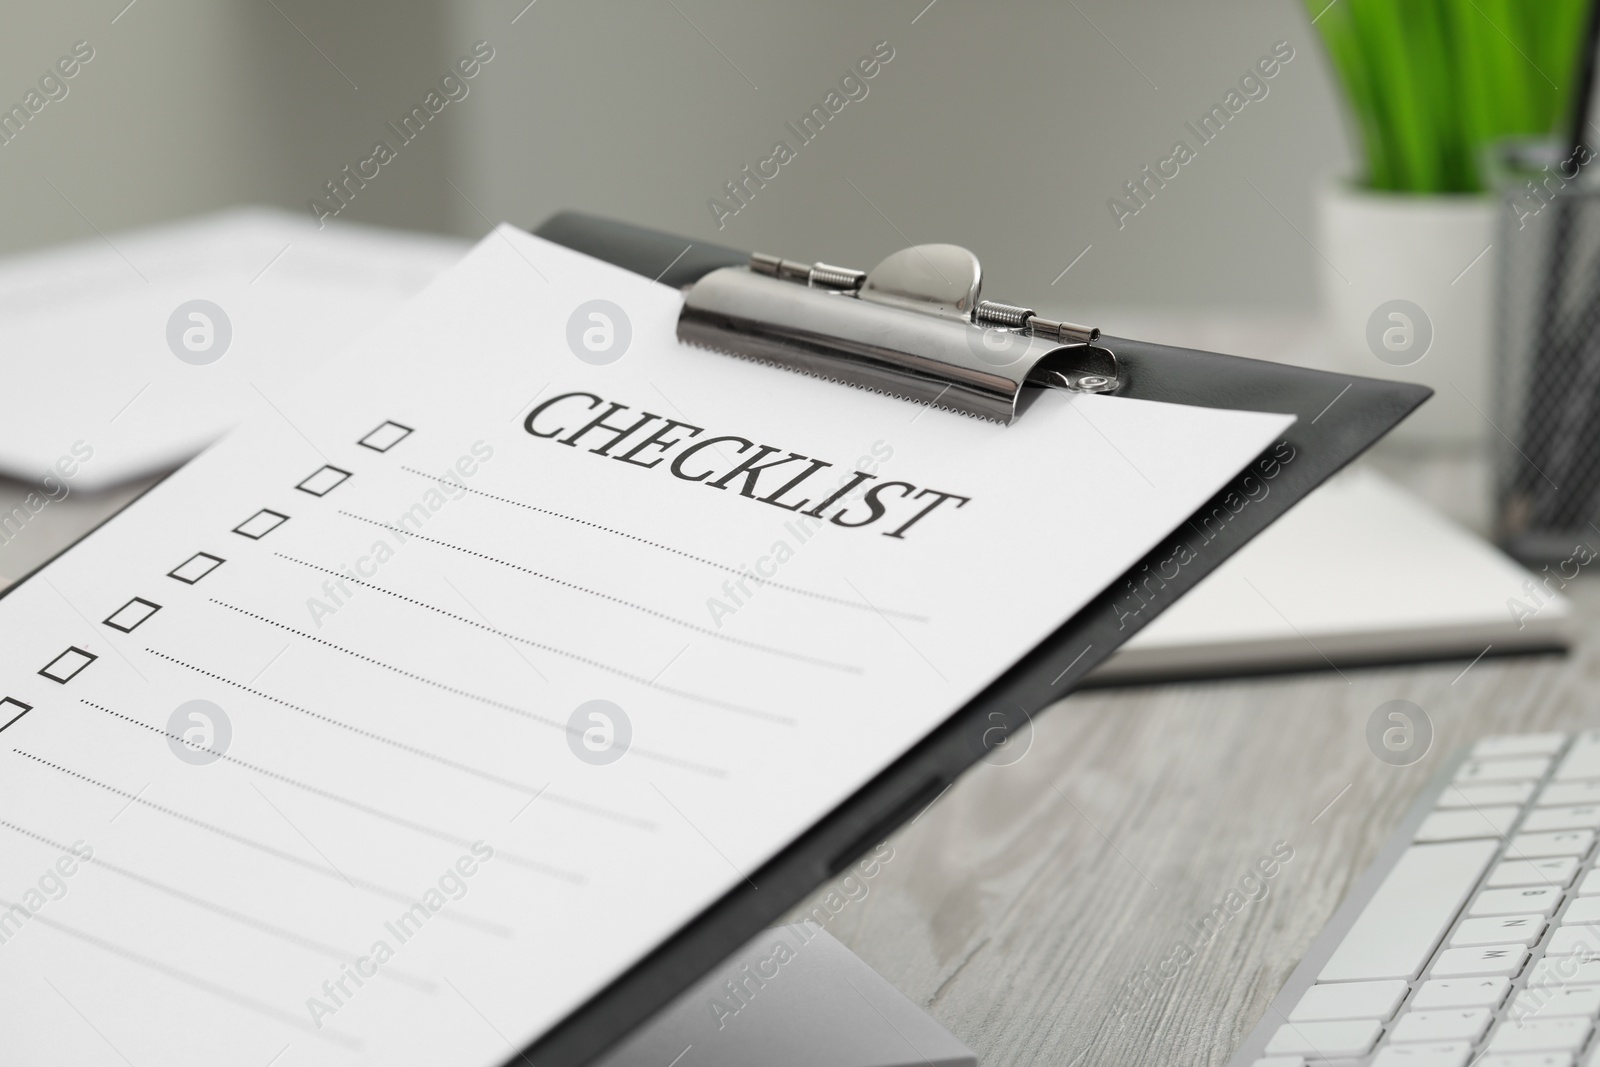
[0,213,1428,1067]
[516,212,1435,1066]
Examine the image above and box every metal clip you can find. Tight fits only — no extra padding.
[678,243,1116,423]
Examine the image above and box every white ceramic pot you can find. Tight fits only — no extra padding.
[1315,181,1498,449]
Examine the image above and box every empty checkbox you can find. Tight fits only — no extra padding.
[168,552,224,584]
[39,647,96,684]
[0,698,32,733]
[103,597,161,633]
[233,509,289,540]
[296,465,352,497]
[358,420,413,452]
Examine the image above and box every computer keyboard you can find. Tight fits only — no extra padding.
[1229,731,1600,1067]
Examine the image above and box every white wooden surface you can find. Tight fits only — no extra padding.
[787,579,1590,1065]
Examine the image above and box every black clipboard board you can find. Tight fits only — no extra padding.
[511,211,1432,1066]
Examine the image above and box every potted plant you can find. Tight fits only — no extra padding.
[1307,0,1589,447]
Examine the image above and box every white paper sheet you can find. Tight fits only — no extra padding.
[0,227,1293,1064]
[1094,467,1572,681]
[0,208,467,490]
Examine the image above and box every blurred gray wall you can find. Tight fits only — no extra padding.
[0,0,459,249]
[1,0,1351,313]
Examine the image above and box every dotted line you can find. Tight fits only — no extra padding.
[79,698,582,881]
[402,466,735,570]
[275,554,733,776]
[144,648,657,832]
[220,585,790,727]
[217,600,571,729]
[399,466,928,621]
[11,748,428,907]
[303,532,855,674]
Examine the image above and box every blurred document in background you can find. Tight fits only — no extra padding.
[0,208,466,491]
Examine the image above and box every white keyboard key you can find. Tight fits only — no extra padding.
[1490,858,1580,888]
[1451,915,1546,946]
[1526,807,1600,832]
[1391,1008,1492,1042]
[1512,985,1600,1017]
[1563,898,1600,923]
[1289,979,1407,1022]
[1529,955,1600,985]
[1413,977,1510,1009]
[1440,782,1537,809]
[1431,944,1529,977]
[1477,735,1569,758]
[1510,832,1595,860]
[1460,758,1553,783]
[1542,782,1600,808]
[1556,731,1600,781]
[1473,886,1564,917]
[1478,1055,1575,1067]
[1373,1041,1472,1066]
[1417,807,1522,842]
[1319,841,1498,981]
[1543,927,1600,956]
[1264,1020,1381,1058]
[1489,1015,1593,1052]
[1581,870,1600,896]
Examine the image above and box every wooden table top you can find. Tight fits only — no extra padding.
[788,581,1596,1065]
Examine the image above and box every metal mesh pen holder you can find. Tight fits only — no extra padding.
[1494,141,1600,563]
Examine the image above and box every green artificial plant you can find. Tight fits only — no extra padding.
[1307,0,1592,192]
